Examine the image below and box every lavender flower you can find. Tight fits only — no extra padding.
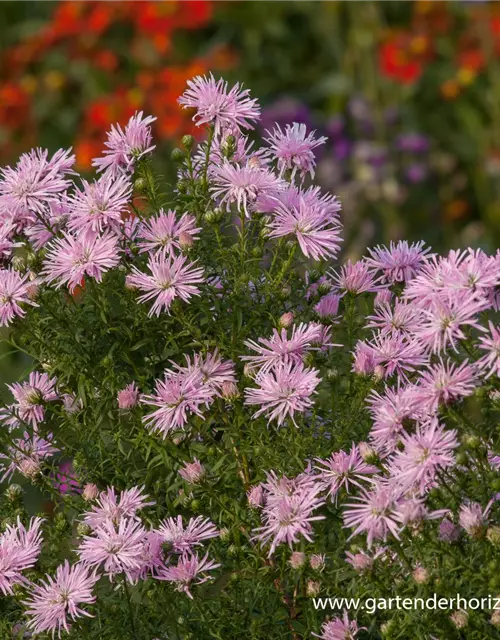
[266,122,326,180]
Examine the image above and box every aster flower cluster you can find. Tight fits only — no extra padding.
[0,75,498,639]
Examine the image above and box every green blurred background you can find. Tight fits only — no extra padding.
[2,0,500,383]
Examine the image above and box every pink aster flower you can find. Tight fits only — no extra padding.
[127,251,204,316]
[352,340,377,376]
[0,517,44,595]
[244,361,320,426]
[312,611,364,639]
[388,419,458,494]
[8,371,58,427]
[24,561,98,638]
[67,173,131,234]
[331,260,380,295]
[365,333,428,380]
[366,301,423,336]
[137,209,201,255]
[157,516,218,554]
[172,350,236,392]
[42,230,120,293]
[142,369,214,437]
[78,517,147,579]
[395,496,447,527]
[253,477,325,556]
[343,482,403,547]
[0,268,38,326]
[410,359,477,413]
[155,552,220,598]
[0,431,58,481]
[266,122,327,180]
[83,486,154,528]
[267,195,342,261]
[211,161,284,217]
[315,444,379,500]
[459,501,493,538]
[53,460,80,495]
[117,382,140,410]
[477,321,500,378]
[0,148,74,221]
[412,292,487,354]
[179,458,206,484]
[367,386,419,454]
[365,240,432,284]
[0,221,22,261]
[178,74,260,135]
[439,517,461,542]
[345,548,386,573]
[127,530,165,582]
[93,111,156,176]
[315,293,341,320]
[242,322,326,374]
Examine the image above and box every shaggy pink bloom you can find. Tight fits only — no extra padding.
[366,301,423,336]
[367,386,419,454]
[477,321,500,378]
[0,268,38,326]
[315,293,341,319]
[365,333,428,380]
[0,431,58,481]
[157,516,218,554]
[127,251,204,316]
[8,371,58,427]
[312,611,364,639]
[289,550,306,569]
[0,148,74,220]
[459,501,493,538]
[127,531,165,582]
[42,230,120,293]
[374,288,392,307]
[24,561,98,638]
[365,240,431,284]
[253,478,325,556]
[315,444,379,500]
[242,322,326,374]
[93,111,156,176]
[267,195,342,261]
[179,458,205,484]
[247,484,265,507]
[78,517,147,579]
[142,370,214,437]
[266,122,327,180]
[0,517,44,595]
[352,341,377,376]
[411,359,477,413]
[331,259,380,294]
[117,382,140,410]
[83,486,154,527]
[67,173,131,234]
[244,361,320,426]
[178,74,260,135]
[345,550,377,573]
[156,552,220,598]
[211,161,284,217]
[343,482,403,547]
[388,419,458,494]
[172,350,236,392]
[412,293,487,354]
[395,496,447,527]
[137,209,201,255]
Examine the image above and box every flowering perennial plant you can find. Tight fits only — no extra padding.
[0,75,499,640]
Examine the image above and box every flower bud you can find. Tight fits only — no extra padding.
[179,459,205,484]
[179,232,194,250]
[412,567,429,584]
[491,609,500,628]
[134,177,147,192]
[306,580,320,597]
[310,554,326,572]
[289,552,306,569]
[82,483,99,502]
[77,523,92,537]
[5,484,23,502]
[11,256,26,272]
[487,526,500,546]
[279,312,294,329]
[358,442,377,464]
[221,381,239,400]
[171,148,185,162]
[247,484,264,508]
[450,610,468,629]
[181,135,194,150]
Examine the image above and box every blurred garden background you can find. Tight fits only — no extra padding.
[2,0,500,383]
